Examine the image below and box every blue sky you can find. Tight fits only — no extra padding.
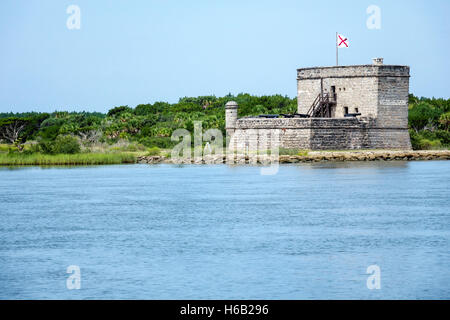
[0,0,448,113]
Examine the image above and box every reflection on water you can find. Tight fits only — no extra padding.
[0,162,449,299]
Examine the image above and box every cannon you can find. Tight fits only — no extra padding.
[344,113,362,118]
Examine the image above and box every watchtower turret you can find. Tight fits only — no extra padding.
[225,101,239,136]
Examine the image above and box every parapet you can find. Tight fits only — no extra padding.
[297,64,410,80]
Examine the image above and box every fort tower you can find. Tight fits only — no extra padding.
[227,59,412,150]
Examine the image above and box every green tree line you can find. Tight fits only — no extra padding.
[408,94,450,149]
[0,93,448,153]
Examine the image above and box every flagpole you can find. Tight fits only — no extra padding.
[336,32,338,66]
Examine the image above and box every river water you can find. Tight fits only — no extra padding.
[0,161,449,299]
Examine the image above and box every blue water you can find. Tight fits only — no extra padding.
[0,161,449,299]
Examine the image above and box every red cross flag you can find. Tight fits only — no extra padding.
[337,34,349,48]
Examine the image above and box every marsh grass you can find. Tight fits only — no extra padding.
[146,147,161,156]
[279,148,309,156]
[0,153,136,166]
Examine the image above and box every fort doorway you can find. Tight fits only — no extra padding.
[331,86,336,101]
[344,106,349,115]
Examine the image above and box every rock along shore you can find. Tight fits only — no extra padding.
[137,150,450,164]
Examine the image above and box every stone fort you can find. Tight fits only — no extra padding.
[226,58,412,150]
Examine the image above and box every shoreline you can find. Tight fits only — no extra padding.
[138,150,450,164]
[0,150,448,166]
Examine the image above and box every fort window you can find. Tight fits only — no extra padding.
[355,108,359,113]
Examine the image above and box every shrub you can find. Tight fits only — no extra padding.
[125,144,138,152]
[52,135,81,154]
[38,140,55,154]
[124,143,146,152]
[435,130,450,146]
[409,129,421,150]
[417,138,441,150]
[410,129,448,150]
[418,139,432,150]
[408,102,440,132]
[430,140,442,149]
[108,141,147,152]
[146,147,161,156]
[23,143,40,155]
[139,136,176,149]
